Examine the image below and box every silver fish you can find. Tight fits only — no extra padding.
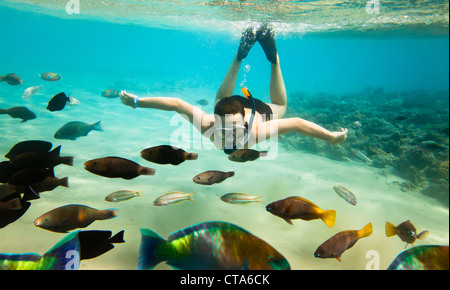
[353,150,372,164]
[22,85,44,100]
[220,193,263,204]
[105,190,143,202]
[332,185,357,206]
[154,191,194,206]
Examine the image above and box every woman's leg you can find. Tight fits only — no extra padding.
[268,54,287,119]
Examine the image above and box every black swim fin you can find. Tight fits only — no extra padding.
[237,27,257,62]
[256,23,278,64]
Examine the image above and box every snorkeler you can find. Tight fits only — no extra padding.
[120,24,348,154]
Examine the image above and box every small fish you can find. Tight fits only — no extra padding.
[39,72,61,82]
[0,73,23,85]
[0,107,37,122]
[192,170,235,185]
[47,92,72,112]
[419,140,449,153]
[314,223,373,262]
[105,190,143,202]
[266,196,336,227]
[101,89,120,98]
[34,204,118,233]
[10,145,74,168]
[0,230,80,270]
[153,191,194,206]
[332,185,357,206]
[54,121,103,140]
[78,230,125,260]
[387,245,449,270]
[141,145,198,165]
[22,85,44,99]
[228,149,268,162]
[196,99,209,106]
[220,193,263,204]
[369,146,390,157]
[386,220,429,248]
[353,121,362,127]
[138,221,290,270]
[353,150,372,164]
[84,156,155,180]
[5,140,53,159]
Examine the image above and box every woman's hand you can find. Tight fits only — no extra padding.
[120,90,138,109]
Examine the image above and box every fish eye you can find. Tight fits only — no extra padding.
[45,217,49,221]
[408,231,415,236]
[197,176,201,179]
[93,161,98,165]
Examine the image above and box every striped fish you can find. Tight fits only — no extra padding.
[220,193,263,204]
[105,190,143,202]
[153,191,194,206]
[332,185,357,206]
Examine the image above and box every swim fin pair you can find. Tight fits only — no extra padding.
[237,24,277,64]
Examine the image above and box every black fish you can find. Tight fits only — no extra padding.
[78,230,125,260]
[47,92,70,112]
[10,145,73,169]
[0,73,23,85]
[8,167,54,186]
[0,107,36,122]
[5,140,53,159]
[0,161,21,183]
[84,157,155,180]
[141,145,198,165]
[0,195,30,229]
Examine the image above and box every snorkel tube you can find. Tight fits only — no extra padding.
[227,87,256,153]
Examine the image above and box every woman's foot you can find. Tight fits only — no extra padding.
[237,27,257,62]
[256,23,277,64]
[329,128,348,145]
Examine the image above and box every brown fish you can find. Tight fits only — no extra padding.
[0,73,23,85]
[84,157,155,180]
[10,145,73,168]
[266,196,336,227]
[192,170,235,185]
[228,149,268,162]
[9,167,54,186]
[0,107,36,122]
[0,198,21,212]
[314,223,373,262]
[29,176,69,194]
[34,204,117,233]
[141,145,198,165]
[386,220,429,248]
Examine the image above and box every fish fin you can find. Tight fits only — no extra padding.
[385,222,397,237]
[417,230,430,240]
[321,210,336,228]
[61,156,74,166]
[227,171,235,177]
[138,228,167,270]
[22,186,40,201]
[284,218,293,225]
[92,121,103,131]
[185,153,198,160]
[50,145,61,156]
[187,192,195,201]
[334,254,342,263]
[110,230,125,244]
[0,76,4,81]
[359,223,373,238]
[59,177,69,188]
[43,231,81,270]
[259,151,269,157]
[136,191,144,197]
[138,166,155,176]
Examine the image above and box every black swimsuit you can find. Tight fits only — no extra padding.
[230,95,273,121]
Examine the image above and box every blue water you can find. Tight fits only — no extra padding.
[0,3,449,271]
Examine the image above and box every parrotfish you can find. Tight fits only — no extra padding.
[228,149,268,162]
[220,193,263,204]
[141,145,198,165]
[192,170,235,185]
[153,191,194,206]
[105,190,143,202]
[138,221,290,270]
[10,145,73,168]
[101,89,120,98]
[387,245,449,270]
[84,157,155,180]
[39,72,62,82]
[54,121,103,140]
[314,223,373,262]
[266,196,336,227]
[386,220,429,248]
[0,73,23,85]
[332,185,357,206]
[34,204,118,233]
[22,85,44,99]
[0,230,81,270]
[0,107,37,123]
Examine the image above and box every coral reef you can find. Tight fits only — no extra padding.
[282,89,449,206]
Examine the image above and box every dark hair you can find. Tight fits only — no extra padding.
[214,96,245,117]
